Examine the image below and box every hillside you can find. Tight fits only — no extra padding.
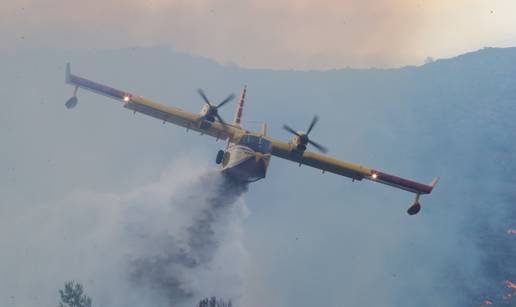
[0,47,515,307]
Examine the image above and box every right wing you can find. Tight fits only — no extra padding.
[269,137,369,180]
[65,63,233,140]
[268,136,437,195]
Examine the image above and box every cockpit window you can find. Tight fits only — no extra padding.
[238,135,272,153]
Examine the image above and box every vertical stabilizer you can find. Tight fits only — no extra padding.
[233,85,247,126]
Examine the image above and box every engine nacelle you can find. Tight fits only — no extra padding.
[200,104,215,122]
[283,117,327,154]
[296,144,307,151]
[290,135,308,152]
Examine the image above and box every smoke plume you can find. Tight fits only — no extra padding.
[0,159,249,307]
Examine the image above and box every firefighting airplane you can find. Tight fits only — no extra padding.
[64,63,438,215]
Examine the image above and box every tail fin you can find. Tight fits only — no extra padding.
[233,85,247,126]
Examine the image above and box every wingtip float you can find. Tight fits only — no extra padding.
[64,63,439,215]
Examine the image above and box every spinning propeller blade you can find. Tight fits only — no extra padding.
[197,89,235,130]
[197,89,212,106]
[217,93,235,108]
[306,115,318,134]
[308,139,327,154]
[283,124,301,136]
[283,115,328,153]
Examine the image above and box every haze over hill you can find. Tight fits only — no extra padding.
[1,47,515,306]
[4,0,516,69]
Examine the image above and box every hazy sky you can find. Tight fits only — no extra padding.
[2,0,516,69]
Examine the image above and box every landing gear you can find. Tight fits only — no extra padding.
[216,150,224,164]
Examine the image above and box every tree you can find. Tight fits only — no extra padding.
[197,296,232,307]
[58,281,92,307]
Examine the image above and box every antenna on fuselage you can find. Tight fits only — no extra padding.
[233,85,247,126]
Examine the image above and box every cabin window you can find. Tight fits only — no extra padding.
[238,135,272,153]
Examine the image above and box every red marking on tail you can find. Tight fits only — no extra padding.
[233,86,246,126]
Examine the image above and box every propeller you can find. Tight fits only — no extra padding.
[197,89,234,128]
[283,115,328,154]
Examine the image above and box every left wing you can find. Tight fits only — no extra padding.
[64,63,232,140]
[269,137,437,195]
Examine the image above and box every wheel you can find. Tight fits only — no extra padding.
[216,150,224,164]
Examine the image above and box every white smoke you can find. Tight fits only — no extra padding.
[0,158,249,307]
